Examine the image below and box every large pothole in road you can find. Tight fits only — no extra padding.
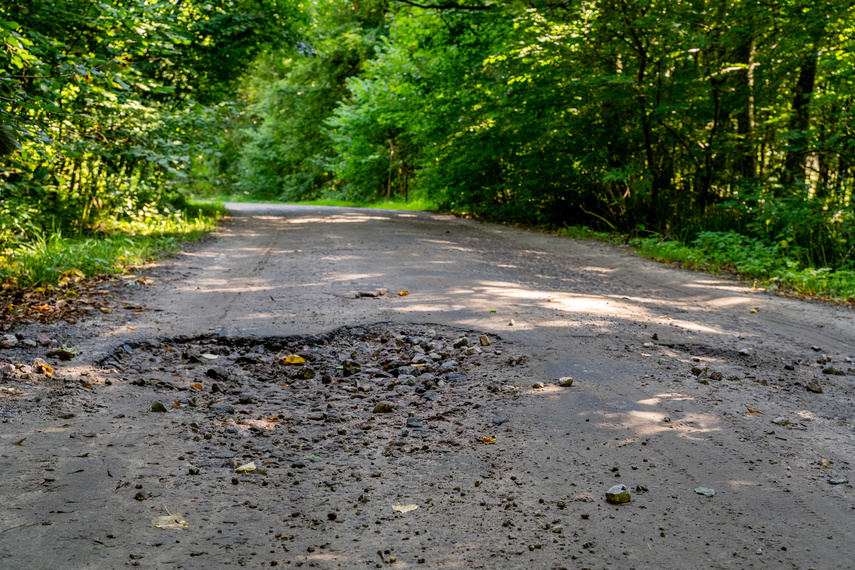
[88,324,553,565]
[98,322,536,475]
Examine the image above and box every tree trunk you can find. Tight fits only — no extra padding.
[783,49,820,185]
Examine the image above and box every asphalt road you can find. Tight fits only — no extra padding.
[2,203,854,568]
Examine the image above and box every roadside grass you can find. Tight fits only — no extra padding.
[558,225,855,303]
[0,203,223,288]
[197,193,437,212]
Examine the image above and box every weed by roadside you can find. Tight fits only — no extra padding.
[631,231,855,302]
[196,194,437,212]
[555,225,855,303]
[0,203,223,289]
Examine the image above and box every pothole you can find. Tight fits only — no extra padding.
[98,323,536,469]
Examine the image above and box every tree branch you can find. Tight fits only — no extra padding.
[395,0,496,10]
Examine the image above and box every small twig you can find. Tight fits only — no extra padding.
[163,505,172,516]
[0,523,28,533]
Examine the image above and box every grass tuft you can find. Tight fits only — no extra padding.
[197,194,437,212]
[0,203,223,288]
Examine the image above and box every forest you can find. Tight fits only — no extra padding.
[2,0,855,298]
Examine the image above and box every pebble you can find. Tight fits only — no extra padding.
[149,402,168,413]
[492,414,508,426]
[531,382,545,389]
[406,417,423,428]
[558,377,574,387]
[605,484,631,504]
[22,339,37,348]
[738,348,750,356]
[694,487,715,496]
[453,337,468,348]
[342,360,361,376]
[32,358,52,375]
[479,335,491,346]
[0,334,17,348]
[373,401,395,413]
[206,366,229,381]
[771,417,789,425]
[806,379,823,393]
[826,478,849,485]
[209,402,236,415]
[47,347,77,361]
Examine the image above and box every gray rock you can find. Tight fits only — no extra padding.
[210,402,236,415]
[355,288,388,298]
[605,484,631,504]
[806,378,823,393]
[373,401,395,413]
[235,353,263,365]
[492,414,508,426]
[453,337,469,349]
[0,334,17,349]
[342,360,361,377]
[398,374,417,386]
[21,339,37,348]
[826,477,849,485]
[47,347,77,361]
[149,402,168,413]
[479,335,491,346]
[206,366,229,381]
[406,417,423,428]
[184,348,202,362]
[445,373,467,383]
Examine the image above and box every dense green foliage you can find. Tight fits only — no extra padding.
[223,0,855,272]
[4,0,855,295]
[0,0,294,241]
[0,0,294,283]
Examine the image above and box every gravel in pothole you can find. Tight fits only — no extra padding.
[99,324,531,470]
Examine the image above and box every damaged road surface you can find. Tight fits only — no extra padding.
[1,203,855,568]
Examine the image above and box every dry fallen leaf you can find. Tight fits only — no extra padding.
[282,354,305,365]
[392,503,419,513]
[99,307,111,314]
[270,296,276,302]
[235,461,256,473]
[151,514,188,530]
[190,383,203,391]
[398,290,409,296]
[745,405,764,414]
[13,437,26,446]
[33,358,53,375]
[482,435,497,444]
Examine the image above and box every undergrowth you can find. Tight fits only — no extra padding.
[630,231,855,301]
[0,203,223,288]
[556,225,855,302]
[198,193,437,212]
